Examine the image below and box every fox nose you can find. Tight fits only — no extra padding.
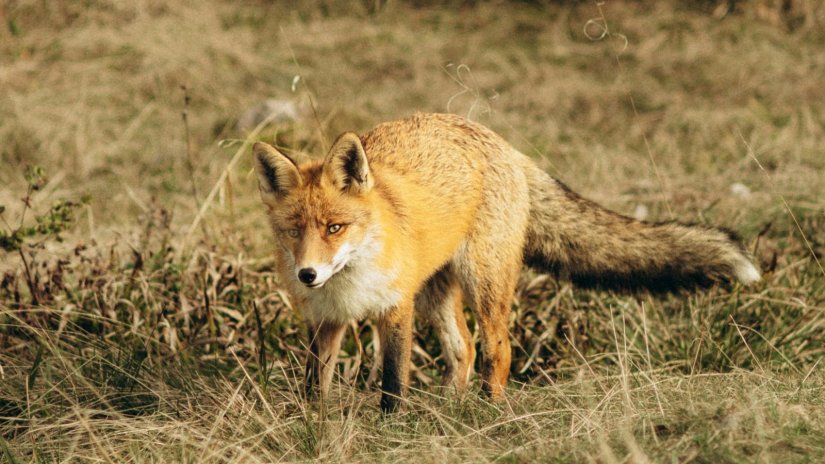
[298,268,317,285]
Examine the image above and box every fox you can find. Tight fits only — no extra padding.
[252,112,761,412]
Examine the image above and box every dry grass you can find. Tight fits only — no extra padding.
[1,0,825,462]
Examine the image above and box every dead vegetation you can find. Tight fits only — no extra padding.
[1,0,824,462]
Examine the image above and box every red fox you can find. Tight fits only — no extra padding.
[252,113,760,412]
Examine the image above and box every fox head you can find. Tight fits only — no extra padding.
[252,133,378,289]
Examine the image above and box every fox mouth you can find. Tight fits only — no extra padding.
[301,261,352,289]
[305,265,351,289]
[296,243,356,290]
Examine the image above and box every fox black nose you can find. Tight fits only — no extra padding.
[298,268,317,284]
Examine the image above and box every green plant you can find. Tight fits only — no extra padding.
[0,165,87,304]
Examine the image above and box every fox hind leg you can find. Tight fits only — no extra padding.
[456,253,520,401]
[453,156,529,400]
[416,267,476,392]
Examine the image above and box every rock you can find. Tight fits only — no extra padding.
[633,204,649,221]
[237,99,301,131]
[730,182,752,199]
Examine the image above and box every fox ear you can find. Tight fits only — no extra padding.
[323,132,373,195]
[252,142,302,201]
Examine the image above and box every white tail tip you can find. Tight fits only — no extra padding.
[735,260,762,285]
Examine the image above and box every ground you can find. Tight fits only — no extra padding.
[1,1,824,462]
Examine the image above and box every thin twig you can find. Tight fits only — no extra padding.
[179,111,282,259]
[280,25,327,152]
[181,85,202,206]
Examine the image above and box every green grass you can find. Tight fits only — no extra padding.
[1,0,825,462]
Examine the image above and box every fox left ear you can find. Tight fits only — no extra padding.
[323,132,373,195]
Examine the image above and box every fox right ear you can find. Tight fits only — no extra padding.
[252,142,302,201]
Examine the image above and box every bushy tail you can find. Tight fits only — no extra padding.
[523,165,761,291]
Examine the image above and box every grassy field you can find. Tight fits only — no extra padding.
[2,0,825,462]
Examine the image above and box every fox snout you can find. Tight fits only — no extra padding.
[292,230,341,288]
[295,264,333,288]
[294,261,343,288]
[298,268,317,285]
[294,242,355,288]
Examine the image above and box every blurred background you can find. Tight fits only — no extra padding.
[2,0,823,246]
[1,1,824,461]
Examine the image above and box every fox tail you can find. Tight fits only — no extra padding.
[522,164,761,291]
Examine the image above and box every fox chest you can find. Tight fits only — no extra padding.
[295,263,402,323]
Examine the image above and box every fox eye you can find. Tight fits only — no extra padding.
[327,224,342,235]
[286,229,300,238]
